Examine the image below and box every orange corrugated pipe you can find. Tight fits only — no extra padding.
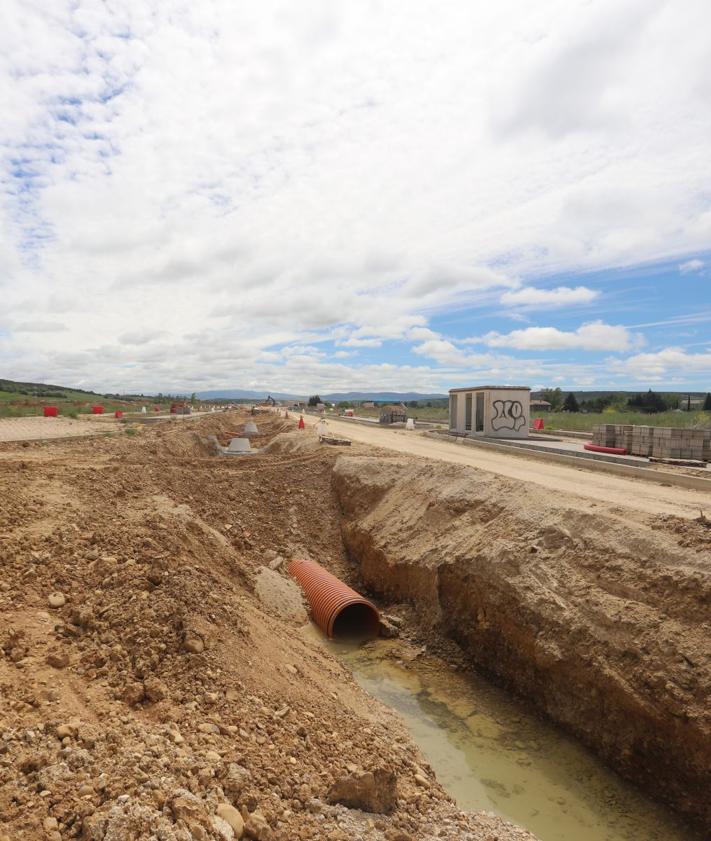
[289,559,380,638]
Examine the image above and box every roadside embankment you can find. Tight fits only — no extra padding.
[333,455,711,829]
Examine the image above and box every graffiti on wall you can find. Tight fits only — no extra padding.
[491,399,526,432]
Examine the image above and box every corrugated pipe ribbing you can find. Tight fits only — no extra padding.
[289,558,380,638]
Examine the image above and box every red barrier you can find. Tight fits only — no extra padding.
[91,405,104,414]
[533,418,544,430]
[43,406,58,417]
[114,410,123,418]
[584,442,627,455]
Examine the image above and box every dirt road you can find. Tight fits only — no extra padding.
[322,418,710,520]
[0,415,106,443]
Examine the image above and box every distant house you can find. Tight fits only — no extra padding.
[379,404,408,425]
[680,398,703,411]
[530,399,552,412]
[361,401,375,409]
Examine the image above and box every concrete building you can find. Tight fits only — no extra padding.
[449,385,530,438]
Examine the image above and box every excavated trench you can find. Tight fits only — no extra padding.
[330,454,711,836]
[316,635,701,841]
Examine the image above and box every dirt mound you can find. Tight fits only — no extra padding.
[261,431,320,455]
[333,455,711,829]
[0,412,535,841]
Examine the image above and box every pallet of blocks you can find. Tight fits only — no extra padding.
[651,428,705,461]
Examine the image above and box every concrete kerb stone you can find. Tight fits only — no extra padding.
[424,430,711,493]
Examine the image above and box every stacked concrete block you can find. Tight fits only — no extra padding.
[651,428,706,460]
[630,425,653,457]
[592,424,617,447]
[615,424,634,453]
[593,423,710,460]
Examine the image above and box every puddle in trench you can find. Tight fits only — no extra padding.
[312,631,701,841]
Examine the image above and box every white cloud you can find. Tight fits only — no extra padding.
[476,321,640,352]
[1,1,710,390]
[611,347,711,379]
[500,286,599,308]
[678,259,704,274]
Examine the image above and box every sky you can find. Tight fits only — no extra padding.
[1,0,710,396]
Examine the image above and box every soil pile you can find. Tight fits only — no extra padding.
[0,413,535,841]
[333,455,711,830]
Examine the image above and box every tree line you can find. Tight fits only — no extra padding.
[539,388,711,414]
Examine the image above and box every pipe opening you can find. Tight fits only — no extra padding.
[331,602,380,640]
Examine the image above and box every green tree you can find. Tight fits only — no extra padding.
[703,393,711,411]
[627,389,667,413]
[540,387,563,410]
[563,392,579,412]
[308,395,321,407]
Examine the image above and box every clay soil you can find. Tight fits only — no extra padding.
[0,412,536,841]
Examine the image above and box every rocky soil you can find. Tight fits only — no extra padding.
[333,455,711,832]
[0,412,536,841]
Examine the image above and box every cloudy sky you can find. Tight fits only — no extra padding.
[1,0,710,395]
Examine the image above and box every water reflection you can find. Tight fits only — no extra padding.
[324,637,701,841]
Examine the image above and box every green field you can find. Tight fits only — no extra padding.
[342,403,711,431]
[535,410,711,432]
[0,379,176,418]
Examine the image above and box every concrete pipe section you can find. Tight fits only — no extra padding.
[289,559,380,639]
[226,437,253,455]
[244,421,259,436]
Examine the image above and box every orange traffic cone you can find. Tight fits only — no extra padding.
[298,415,305,430]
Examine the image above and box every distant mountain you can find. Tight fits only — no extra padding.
[195,389,448,402]
[321,391,447,402]
[195,389,302,400]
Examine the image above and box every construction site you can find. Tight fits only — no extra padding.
[0,407,708,841]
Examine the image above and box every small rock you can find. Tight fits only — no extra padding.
[212,815,235,840]
[328,768,397,814]
[56,724,73,739]
[144,676,169,702]
[43,816,59,832]
[244,809,271,840]
[217,803,245,838]
[46,651,69,669]
[48,592,66,608]
[183,636,205,654]
[198,722,221,735]
[122,681,145,706]
[378,617,400,639]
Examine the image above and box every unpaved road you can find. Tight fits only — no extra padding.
[321,417,710,520]
[0,415,107,442]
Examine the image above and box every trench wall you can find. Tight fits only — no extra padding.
[333,455,711,829]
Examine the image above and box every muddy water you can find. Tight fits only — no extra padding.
[322,636,701,841]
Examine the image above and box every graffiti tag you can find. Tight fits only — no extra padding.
[491,400,525,432]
